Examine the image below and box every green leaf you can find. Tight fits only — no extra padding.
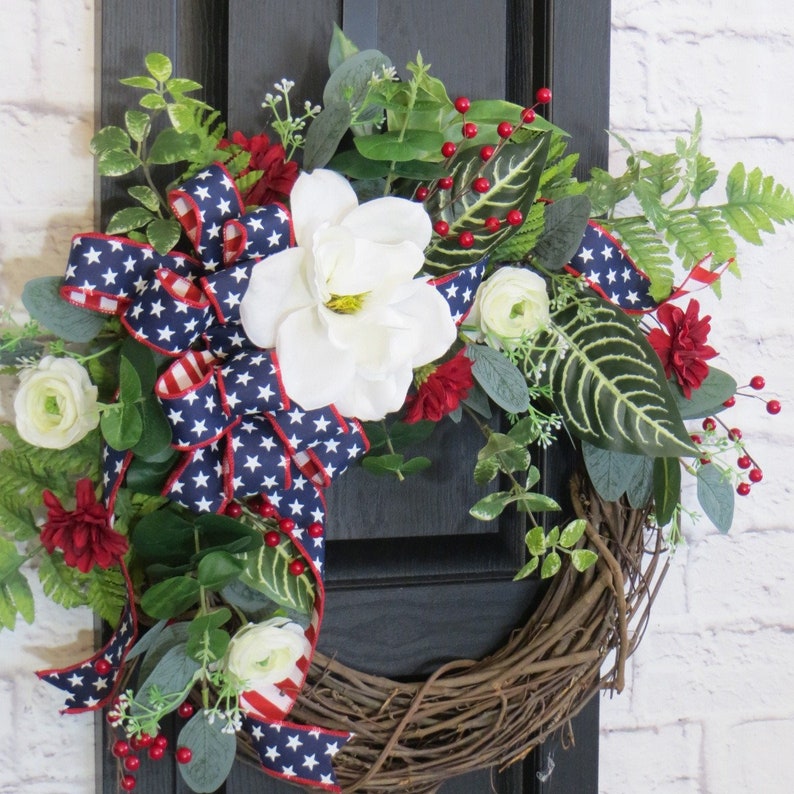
[128,184,160,211]
[513,556,539,580]
[133,643,200,716]
[582,441,650,502]
[90,125,131,154]
[328,149,391,180]
[166,77,202,95]
[328,22,360,73]
[469,491,511,521]
[559,518,587,548]
[125,450,180,494]
[192,513,263,559]
[424,134,551,272]
[571,548,598,572]
[146,218,182,254]
[147,128,198,165]
[120,335,158,392]
[145,52,173,82]
[536,293,696,457]
[125,110,151,143]
[136,622,190,684]
[97,148,141,177]
[507,416,541,446]
[132,510,195,566]
[509,491,560,513]
[125,619,168,661]
[140,576,201,619]
[238,541,315,616]
[532,196,592,270]
[466,344,530,413]
[177,710,237,793]
[525,526,546,556]
[303,101,352,171]
[38,553,88,609]
[697,463,734,533]
[197,551,244,590]
[653,456,681,527]
[323,48,392,110]
[106,207,155,235]
[361,453,405,476]
[473,457,500,486]
[389,420,436,450]
[540,551,562,578]
[400,456,432,475]
[119,75,158,90]
[723,162,794,243]
[22,276,108,342]
[626,454,654,509]
[132,396,173,460]
[186,609,231,664]
[354,128,445,162]
[671,367,737,420]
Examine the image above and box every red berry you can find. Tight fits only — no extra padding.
[278,517,295,533]
[750,375,766,390]
[737,482,752,496]
[479,145,495,161]
[728,427,742,441]
[112,740,131,758]
[484,216,501,232]
[699,457,711,465]
[148,745,165,761]
[94,658,112,675]
[458,231,475,249]
[264,530,281,547]
[496,121,514,138]
[177,702,194,719]
[176,747,193,765]
[441,141,457,158]
[472,177,490,193]
[123,755,140,772]
[154,735,168,749]
[689,434,703,445]
[767,399,781,415]
[521,107,536,124]
[308,522,324,538]
[438,176,453,190]
[120,775,137,792]
[749,468,764,483]
[433,220,450,236]
[722,396,736,408]
[257,501,277,518]
[737,455,752,469]
[702,417,717,432]
[288,559,306,576]
[454,96,471,114]
[535,87,552,104]
[462,121,478,139]
[133,733,154,749]
[506,209,523,226]
[224,502,242,518]
[415,186,429,201]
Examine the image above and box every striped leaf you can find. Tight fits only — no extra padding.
[424,132,551,272]
[239,541,315,616]
[536,294,696,457]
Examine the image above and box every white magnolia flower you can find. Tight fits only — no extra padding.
[240,168,455,420]
[224,617,310,692]
[468,266,550,349]
[14,356,100,449]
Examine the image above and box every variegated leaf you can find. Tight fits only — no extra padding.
[424,132,551,272]
[537,294,696,457]
[238,541,315,616]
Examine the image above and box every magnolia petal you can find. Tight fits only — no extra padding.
[352,237,427,291]
[276,306,356,411]
[342,196,432,251]
[391,281,457,366]
[333,364,414,421]
[291,169,358,247]
[240,248,312,348]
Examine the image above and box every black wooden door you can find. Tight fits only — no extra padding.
[97,2,610,792]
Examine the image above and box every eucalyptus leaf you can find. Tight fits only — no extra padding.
[671,367,738,419]
[466,344,530,413]
[532,196,592,270]
[125,619,168,662]
[323,48,392,110]
[186,609,231,664]
[653,456,681,527]
[177,710,237,793]
[696,463,734,533]
[328,22,360,73]
[582,441,648,502]
[355,128,445,162]
[22,276,107,343]
[136,622,190,684]
[328,149,391,179]
[303,101,352,171]
[132,643,199,715]
[100,402,143,450]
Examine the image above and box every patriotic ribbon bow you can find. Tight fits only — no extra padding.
[44,162,484,791]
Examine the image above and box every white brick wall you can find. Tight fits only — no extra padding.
[0,1,791,792]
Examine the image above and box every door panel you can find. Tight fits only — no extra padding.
[97,1,610,791]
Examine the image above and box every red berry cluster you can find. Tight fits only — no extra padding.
[414,87,552,250]
[694,374,780,496]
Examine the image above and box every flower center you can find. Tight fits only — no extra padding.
[413,363,436,387]
[325,292,368,315]
[44,395,61,416]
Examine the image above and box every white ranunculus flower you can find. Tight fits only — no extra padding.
[239,168,456,420]
[469,266,550,349]
[14,356,100,449]
[225,617,310,692]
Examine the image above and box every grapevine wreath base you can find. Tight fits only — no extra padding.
[237,471,667,794]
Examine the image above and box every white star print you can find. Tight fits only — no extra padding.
[83,247,101,265]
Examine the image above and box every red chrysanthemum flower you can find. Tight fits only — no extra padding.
[220,131,298,206]
[403,352,474,424]
[39,479,128,573]
[647,299,718,398]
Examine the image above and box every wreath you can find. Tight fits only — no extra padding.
[0,26,791,794]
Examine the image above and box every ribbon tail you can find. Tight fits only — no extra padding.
[242,715,353,792]
[36,561,138,714]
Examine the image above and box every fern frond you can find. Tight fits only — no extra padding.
[665,208,737,269]
[491,201,546,261]
[722,163,794,243]
[87,567,127,625]
[38,553,89,609]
